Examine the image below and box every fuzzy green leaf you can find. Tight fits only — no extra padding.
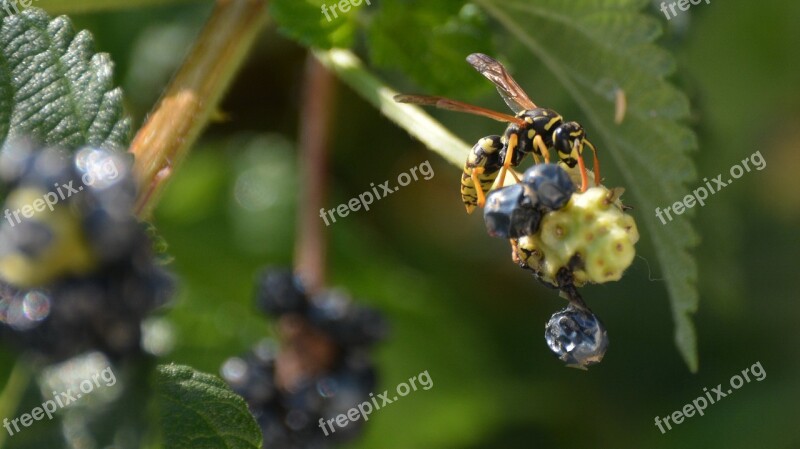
[0,6,130,149]
[473,0,699,370]
[155,364,262,449]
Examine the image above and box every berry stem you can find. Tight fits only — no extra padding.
[130,0,268,218]
[275,56,339,390]
[294,55,336,293]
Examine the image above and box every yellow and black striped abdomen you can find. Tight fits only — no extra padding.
[461,135,504,213]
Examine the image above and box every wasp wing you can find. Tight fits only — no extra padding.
[466,53,537,113]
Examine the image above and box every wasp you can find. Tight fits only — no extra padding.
[395,53,602,214]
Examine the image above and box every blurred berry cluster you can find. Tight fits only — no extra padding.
[222,268,388,449]
[482,164,638,368]
[0,140,173,363]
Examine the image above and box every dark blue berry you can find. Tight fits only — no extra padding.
[545,305,608,369]
[222,350,278,407]
[308,291,389,347]
[256,269,309,316]
[483,183,542,238]
[224,273,387,448]
[522,163,575,211]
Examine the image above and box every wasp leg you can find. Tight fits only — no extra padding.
[497,133,519,189]
[510,239,520,264]
[529,143,542,165]
[470,166,489,208]
[584,139,601,186]
[575,140,590,193]
[533,134,550,163]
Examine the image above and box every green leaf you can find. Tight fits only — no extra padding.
[155,364,262,449]
[367,0,495,97]
[472,0,699,370]
[0,7,130,150]
[270,0,361,49]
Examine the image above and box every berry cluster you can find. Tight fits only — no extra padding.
[484,163,576,239]
[482,164,638,369]
[0,141,173,363]
[222,269,387,449]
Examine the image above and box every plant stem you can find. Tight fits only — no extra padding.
[313,49,471,170]
[294,55,335,293]
[130,0,268,218]
[0,361,31,449]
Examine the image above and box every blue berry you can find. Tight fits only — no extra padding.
[256,269,309,316]
[224,271,388,448]
[222,348,278,406]
[483,183,542,238]
[522,163,575,211]
[308,290,389,348]
[544,305,608,369]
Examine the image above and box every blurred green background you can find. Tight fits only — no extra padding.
[3,0,800,448]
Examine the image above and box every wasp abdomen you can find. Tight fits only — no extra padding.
[461,135,504,212]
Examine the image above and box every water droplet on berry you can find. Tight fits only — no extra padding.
[545,305,608,369]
